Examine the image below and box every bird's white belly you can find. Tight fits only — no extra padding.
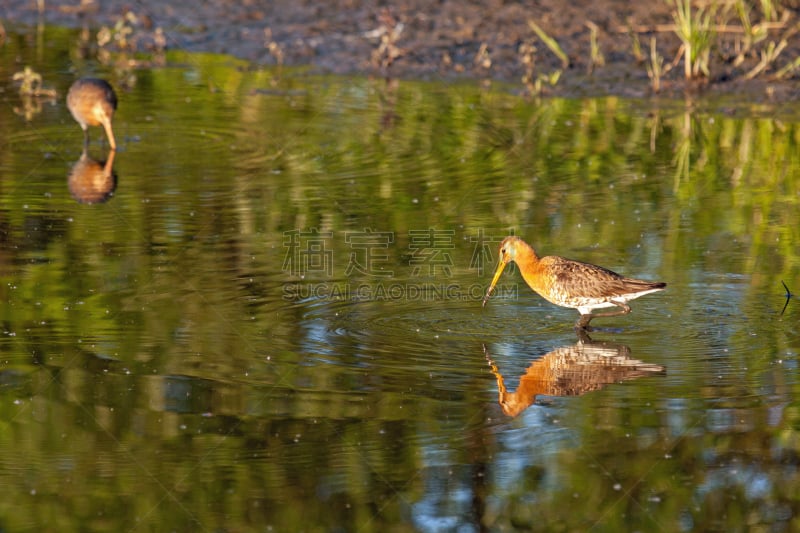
[573,287,663,315]
[575,300,619,315]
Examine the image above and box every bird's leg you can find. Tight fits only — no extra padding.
[592,301,632,317]
[574,301,632,329]
[575,314,594,329]
[574,326,593,342]
[83,128,90,149]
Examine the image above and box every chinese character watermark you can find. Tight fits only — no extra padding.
[282,229,333,277]
[408,228,454,277]
[344,229,394,277]
[281,227,518,302]
[469,228,513,275]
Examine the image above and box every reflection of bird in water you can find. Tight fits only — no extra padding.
[485,333,665,417]
[483,236,666,329]
[67,78,117,150]
[68,149,117,204]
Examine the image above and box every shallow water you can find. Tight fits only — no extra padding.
[1,27,799,531]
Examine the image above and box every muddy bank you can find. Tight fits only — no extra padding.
[3,0,800,101]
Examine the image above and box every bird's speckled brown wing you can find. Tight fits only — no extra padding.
[536,255,663,305]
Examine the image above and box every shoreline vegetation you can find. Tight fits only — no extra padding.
[4,0,800,102]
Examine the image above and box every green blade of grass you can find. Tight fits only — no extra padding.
[528,20,570,69]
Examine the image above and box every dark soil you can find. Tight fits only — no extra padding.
[4,0,800,101]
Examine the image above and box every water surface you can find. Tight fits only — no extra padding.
[0,27,799,532]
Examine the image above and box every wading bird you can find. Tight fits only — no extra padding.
[483,236,666,329]
[67,78,117,150]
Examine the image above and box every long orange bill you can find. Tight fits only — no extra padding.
[101,118,117,150]
[482,260,507,307]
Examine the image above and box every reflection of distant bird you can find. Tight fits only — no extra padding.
[68,149,117,204]
[485,333,665,417]
[67,78,117,150]
[483,236,666,329]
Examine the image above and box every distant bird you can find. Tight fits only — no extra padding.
[67,78,117,150]
[483,236,666,329]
